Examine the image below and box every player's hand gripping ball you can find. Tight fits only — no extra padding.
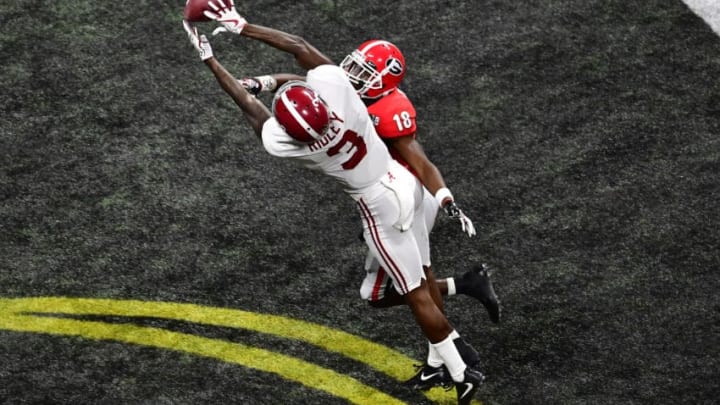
[184,0,212,22]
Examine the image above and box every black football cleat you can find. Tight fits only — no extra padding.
[403,363,452,391]
[460,264,501,323]
[453,367,485,405]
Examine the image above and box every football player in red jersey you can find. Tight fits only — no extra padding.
[200,0,499,395]
[339,40,501,390]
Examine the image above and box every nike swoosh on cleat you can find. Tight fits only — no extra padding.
[419,371,441,381]
[460,382,474,398]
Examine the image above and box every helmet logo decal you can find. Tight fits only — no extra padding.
[273,82,332,143]
[386,58,403,76]
[311,92,323,108]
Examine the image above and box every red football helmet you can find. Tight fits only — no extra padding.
[271,81,331,143]
[340,40,406,99]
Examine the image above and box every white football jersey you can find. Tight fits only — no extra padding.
[262,65,393,200]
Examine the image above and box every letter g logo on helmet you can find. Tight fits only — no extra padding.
[386,58,403,76]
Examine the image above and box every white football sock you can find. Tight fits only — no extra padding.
[427,341,443,367]
[431,332,467,382]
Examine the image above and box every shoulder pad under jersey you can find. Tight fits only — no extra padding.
[367,90,417,139]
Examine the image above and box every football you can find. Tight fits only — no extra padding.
[184,0,212,22]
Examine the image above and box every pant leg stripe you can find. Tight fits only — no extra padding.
[357,198,409,293]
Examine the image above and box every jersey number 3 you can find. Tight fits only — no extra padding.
[327,130,368,170]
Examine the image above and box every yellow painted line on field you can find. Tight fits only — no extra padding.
[0,297,478,404]
[0,313,400,405]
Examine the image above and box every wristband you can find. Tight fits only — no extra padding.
[255,75,278,92]
[434,187,453,207]
[446,277,457,295]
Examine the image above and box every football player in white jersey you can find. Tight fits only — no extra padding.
[182,20,484,404]
[196,0,500,394]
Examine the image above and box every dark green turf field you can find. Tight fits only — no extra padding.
[2,0,719,404]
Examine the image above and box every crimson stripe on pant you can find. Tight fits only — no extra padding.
[357,198,409,294]
[371,267,387,301]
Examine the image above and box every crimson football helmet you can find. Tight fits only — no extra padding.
[272,81,331,143]
[340,40,406,99]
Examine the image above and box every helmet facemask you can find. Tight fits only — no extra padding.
[341,40,406,99]
[340,50,383,97]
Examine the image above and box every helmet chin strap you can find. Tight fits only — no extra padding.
[362,87,396,100]
[280,91,323,141]
[358,72,383,96]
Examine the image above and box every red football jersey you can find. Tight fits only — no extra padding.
[366,89,417,174]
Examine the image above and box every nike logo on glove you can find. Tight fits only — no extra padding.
[221,18,242,26]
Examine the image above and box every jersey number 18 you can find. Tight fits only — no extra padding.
[392,111,413,131]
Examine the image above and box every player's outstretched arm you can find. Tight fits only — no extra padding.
[183,21,271,139]
[241,24,334,70]
[207,58,271,138]
[202,0,333,70]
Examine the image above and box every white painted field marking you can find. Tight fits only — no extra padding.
[683,0,720,36]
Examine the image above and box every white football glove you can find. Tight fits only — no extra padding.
[238,77,262,95]
[183,20,213,61]
[203,0,247,36]
[238,75,277,95]
[444,201,477,237]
